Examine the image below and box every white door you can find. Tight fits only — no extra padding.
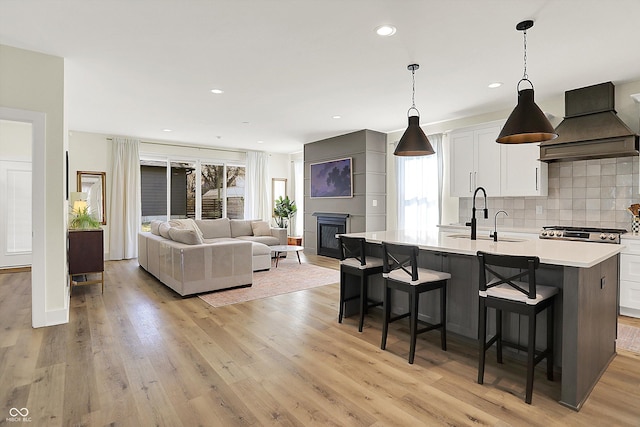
[0,160,32,267]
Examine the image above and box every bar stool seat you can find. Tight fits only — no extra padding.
[381,242,449,364]
[338,236,384,332]
[477,251,558,404]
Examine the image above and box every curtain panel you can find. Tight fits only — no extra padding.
[244,151,270,221]
[109,137,140,260]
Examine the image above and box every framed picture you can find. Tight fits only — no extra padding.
[310,157,353,198]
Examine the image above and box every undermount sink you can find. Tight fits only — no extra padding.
[446,233,526,243]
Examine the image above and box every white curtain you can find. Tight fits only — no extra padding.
[396,133,443,232]
[109,137,140,260]
[291,159,304,237]
[244,151,270,221]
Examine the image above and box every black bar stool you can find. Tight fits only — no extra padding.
[338,236,384,332]
[380,242,449,364]
[477,251,558,404]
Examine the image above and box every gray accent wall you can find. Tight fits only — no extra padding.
[304,130,386,254]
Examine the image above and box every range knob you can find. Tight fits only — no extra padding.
[554,231,563,237]
[600,233,607,240]
[609,234,617,241]
[541,230,548,236]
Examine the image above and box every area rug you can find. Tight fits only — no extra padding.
[617,323,640,354]
[198,259,340,308]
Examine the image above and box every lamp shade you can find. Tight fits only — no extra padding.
[72,200,87,214]
[394,115,435,156]
[497,88,558,144]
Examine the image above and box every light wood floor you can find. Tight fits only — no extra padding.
[1,254,639,426]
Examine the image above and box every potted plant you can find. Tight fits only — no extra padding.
[273,195,297,233]
[69,206,101,230]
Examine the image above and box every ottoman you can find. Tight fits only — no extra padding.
[252,242,272,271]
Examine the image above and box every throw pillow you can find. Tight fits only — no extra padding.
[168,218,203,238]
[168,228,204,245]
[158,222,172,239]
[251,220,272,237]
[150,220,163,235]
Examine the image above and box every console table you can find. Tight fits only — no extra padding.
[68,229,104,293]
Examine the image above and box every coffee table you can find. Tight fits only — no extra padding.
[270,245,304,267]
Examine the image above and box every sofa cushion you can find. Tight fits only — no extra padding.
[169,218,203,239]
[150,220,163,235]
[251,220,272,236]
[230,219,254,237]
[196,218,231,239]
[168,228,204,245]
[251,242,272,256]
[158,222,172,239]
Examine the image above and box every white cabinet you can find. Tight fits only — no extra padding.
[449,121,502,197]
[620,237,640,318]
[500,143,548,196]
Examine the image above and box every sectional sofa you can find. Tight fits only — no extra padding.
[138,217,287,296]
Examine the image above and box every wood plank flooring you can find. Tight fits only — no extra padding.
[1,254,639,426]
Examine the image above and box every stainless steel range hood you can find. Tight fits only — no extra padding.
[539,82,639,162]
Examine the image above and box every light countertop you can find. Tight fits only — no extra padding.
[343,230,622,268]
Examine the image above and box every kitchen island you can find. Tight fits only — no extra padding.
[342,229,622,410]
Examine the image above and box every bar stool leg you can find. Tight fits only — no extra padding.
[525,309,536,404]
[478,298,487,384]
[338,271,346,323]
[381,282,391,350]
[408,288,419,364]
[547,304,554,381]
[496,309,503,364]
[358,275,366,332]
[440,285,447,351]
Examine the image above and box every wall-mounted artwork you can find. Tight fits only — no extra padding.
[310,157,353,198]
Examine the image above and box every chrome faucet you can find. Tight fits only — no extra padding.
[490,210,508,242]
[465,187,488,240]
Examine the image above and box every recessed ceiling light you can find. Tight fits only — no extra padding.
[488,82,503,89]
[210,89,224,94]
[162,129,172,132]
[257,140,264,144]
[375,25,396,36]
[332,115,341,119]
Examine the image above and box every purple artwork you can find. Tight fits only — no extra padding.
[310,157,353,198]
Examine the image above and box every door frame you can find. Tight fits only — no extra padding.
[0,107,46,328]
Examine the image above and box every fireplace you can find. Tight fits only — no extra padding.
[313,213,349,259]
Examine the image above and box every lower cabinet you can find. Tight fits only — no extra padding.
[620,246,640,317]
[68,229,104,293]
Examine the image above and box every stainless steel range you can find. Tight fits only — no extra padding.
[539,226,626,244]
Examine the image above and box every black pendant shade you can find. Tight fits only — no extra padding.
[394,115,435,156]
[496,88,558,144]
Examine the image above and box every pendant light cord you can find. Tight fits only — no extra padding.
[522,28,528,80]
[407,64,420,117]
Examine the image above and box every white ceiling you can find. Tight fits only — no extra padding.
[1,0,639,154]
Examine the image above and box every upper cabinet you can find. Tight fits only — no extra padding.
[449,121,502,197]
[500,143,548,196]
[449,120,548,198]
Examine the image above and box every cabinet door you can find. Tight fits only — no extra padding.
[68,229,104,274]
[449,130,475,197]
[475,125,502,196]
[442,253,478,339]
[501,143,548,196]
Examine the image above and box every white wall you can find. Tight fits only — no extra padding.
[0,44,66,327]
[0,120,32,160]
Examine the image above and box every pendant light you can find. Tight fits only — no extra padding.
[394,64,435,156]
[496,20,558,144]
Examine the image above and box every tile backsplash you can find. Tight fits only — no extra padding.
[458,157,640,232]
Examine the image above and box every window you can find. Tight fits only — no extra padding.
[141,157,244,230]
[396,134,443,232]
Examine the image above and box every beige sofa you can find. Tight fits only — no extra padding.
[138,218,287,296]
